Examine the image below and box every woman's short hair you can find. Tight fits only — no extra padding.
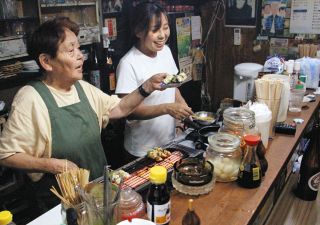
[27,17,79,71]
[130,1,168,45]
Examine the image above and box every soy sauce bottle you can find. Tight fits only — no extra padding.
[146,166,170,225]
[238,134,262,188]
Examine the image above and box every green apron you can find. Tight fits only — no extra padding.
[30,81,107,180]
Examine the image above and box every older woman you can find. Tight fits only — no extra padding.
[0,17,166,211]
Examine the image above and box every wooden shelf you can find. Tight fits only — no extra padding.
[0,16,38,23]
[0,71,41,89]
[40,2,96,8]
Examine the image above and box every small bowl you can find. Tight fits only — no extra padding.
[192,111,216,125]
[173,157,214,186]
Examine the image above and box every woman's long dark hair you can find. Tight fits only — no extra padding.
[130,1,168,46]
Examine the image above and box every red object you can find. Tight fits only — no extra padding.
[244,134,261,146]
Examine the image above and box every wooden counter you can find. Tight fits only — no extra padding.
[170,96,320,225]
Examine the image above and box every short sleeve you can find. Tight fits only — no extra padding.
[115,59,139,94]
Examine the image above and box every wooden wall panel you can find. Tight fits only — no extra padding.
[201,0,269,111]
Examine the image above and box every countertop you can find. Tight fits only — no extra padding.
[28,95,320,225]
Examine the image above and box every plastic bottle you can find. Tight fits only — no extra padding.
[146,166,170,225]
[0,210,16,225]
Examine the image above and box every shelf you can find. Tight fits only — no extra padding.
[0,71,41,89]
[0,16,39,23]
[0,53,28,62]
[40,2,96,8]
[0,35,25,42]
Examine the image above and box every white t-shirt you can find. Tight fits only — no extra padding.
[116,45,178,157]
[0,80,120,181]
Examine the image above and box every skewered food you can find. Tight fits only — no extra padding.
[110,169,130,185]
[147,147,172,162]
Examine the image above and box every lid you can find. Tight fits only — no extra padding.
[149,166,167,184]
[0,211,12,225]
[119,187,143,210]
[234,63,263,78]
[244,134,260,146]
[208,133,240,153]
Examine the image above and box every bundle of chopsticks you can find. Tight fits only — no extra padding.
[255,78,283,101]
[50,168,90,207]
[298,44,318,58]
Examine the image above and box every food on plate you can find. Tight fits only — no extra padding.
[110,169,130,185]
[163,72,188,84]
[147,147,172,162]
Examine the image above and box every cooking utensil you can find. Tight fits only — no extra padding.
[198,125,220,144]
[192,111,217,126]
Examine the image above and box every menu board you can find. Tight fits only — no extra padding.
[290,0,320,34]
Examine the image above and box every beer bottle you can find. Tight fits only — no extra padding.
[106,48,116,94]
[294,123,320,201]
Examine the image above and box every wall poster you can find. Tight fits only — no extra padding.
[225,0,258,27]
[290,0,320,34]
[261,0,291,37]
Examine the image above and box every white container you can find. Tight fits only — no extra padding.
[234,63,263,102]
[117,218,156,225]
[261,74,290,122]
[249,102,272,149]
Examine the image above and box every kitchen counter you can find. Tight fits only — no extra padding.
[170,95,320,225]
[28,95,320,225]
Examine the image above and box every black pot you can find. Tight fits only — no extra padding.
[198,125,220,144]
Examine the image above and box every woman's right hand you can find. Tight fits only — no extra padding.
[47,158,79,174]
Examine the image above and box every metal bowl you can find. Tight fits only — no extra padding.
[192,111,216,125]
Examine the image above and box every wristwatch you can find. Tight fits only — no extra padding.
[138,84,151,97]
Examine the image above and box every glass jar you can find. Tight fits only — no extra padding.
[219,107,257,149]
[119,187,146,221]
[206,133,242,182]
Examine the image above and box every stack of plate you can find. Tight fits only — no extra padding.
[0,62,23,79]
[21,60,39,71]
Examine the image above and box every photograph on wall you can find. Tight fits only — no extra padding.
[225,0,258,27]
[261,0,291,37]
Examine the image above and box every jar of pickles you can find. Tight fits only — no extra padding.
[206,133,242,182]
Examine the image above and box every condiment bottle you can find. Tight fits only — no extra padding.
[294,123,320,201]
[0,210,16,225]
[237,134,262,188]
[119,187,146,221]
[182,199,200,225]
[146,166,170,225]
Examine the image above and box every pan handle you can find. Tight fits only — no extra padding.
[183,118,202,130]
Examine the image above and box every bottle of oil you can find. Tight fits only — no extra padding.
[146,166,170,225]
[238,134,262,188]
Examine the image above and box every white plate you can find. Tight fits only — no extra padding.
[116,218,156,225]
[161,76,192,88]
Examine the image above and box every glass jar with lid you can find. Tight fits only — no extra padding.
[206,133,242,182]
[219,107,257,148]
[119,187,146,221]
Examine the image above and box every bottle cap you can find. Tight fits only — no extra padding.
[0,211,13,225]
[149,166,167,184]
[244,134,261,146]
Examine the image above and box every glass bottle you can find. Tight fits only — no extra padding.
[119,187,146,221]
[89,41,101,89]
[294,124,320,201]
[0,210,16,225]
[237,134,262,188]
[106,48,116,94]
[182,199,200,225]
[146,166,170,225]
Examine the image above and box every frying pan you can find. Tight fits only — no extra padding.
[191,111,217,126]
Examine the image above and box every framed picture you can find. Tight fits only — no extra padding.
[225,0,258,27]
